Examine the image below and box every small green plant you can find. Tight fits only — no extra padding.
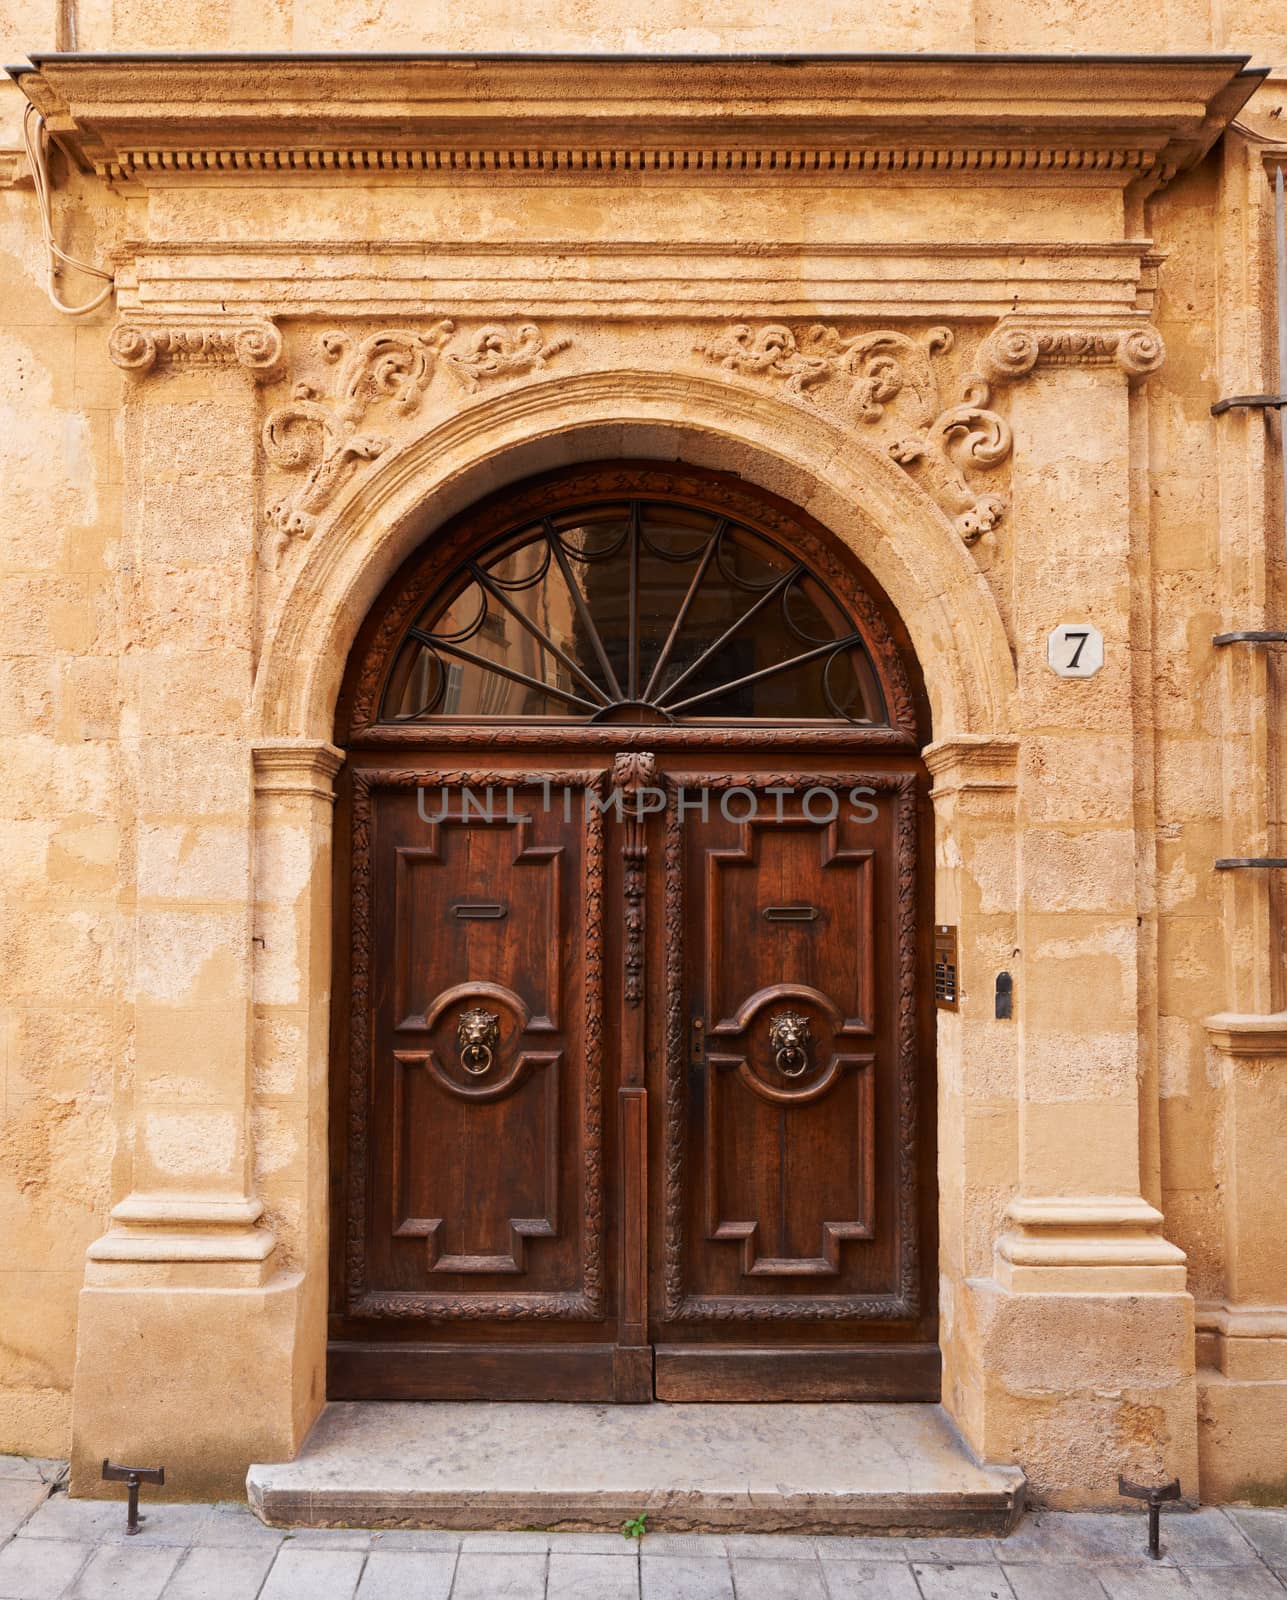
[622,1511,648,1540]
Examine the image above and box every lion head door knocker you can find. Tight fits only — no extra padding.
[768,1010,812,1078]
[456,1007,500,1077]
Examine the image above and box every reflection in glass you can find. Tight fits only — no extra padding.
[381,500,887,725]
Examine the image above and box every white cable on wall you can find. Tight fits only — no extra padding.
[22,103,114,318]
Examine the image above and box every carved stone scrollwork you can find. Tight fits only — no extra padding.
[447,323,573,393]
[696,322,1011,543]
[108,320,284,380]
[974,323,1166,383]
[261,321,572,559]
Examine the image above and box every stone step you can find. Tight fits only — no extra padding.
[247,1400,1026,1535]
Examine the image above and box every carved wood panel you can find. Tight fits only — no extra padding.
[659,768,923,1324]
[343,767,606,1322]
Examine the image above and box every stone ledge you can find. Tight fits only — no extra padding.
[247,1400,1026,1535]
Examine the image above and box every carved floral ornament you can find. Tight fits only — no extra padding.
[696,319,1165,542]
[108,317,573,563]
[107,312,1164,558]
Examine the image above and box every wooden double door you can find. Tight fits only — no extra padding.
[329,747,937,1402]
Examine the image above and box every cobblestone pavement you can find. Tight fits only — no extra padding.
[3,1456,1287,1599]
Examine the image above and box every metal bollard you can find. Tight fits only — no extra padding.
[1118,1475,1181,1560]
[101,1460,165,1535]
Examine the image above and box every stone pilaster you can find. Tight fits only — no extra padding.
[923,734,1019,1453]
[949,352,1196,1504]
[1197,1015,1287,1499]
[69,322,316,1498]
[251,739,345,1442]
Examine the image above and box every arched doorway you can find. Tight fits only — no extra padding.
[328,462,937,1402]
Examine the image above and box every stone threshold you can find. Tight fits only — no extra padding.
[247,1400,1026,1535]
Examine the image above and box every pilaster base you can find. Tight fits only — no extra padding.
[1196,1303,1287,1502]
[943,1274,1198,1508]
[69,1270,318,1501]
[996,1197,1188,1294]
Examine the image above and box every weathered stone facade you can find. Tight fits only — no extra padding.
[1,0,1286,1511]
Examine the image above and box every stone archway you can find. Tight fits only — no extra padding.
[246,373,1017,1446]
[252,370,1016,746]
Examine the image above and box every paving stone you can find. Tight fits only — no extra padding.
[640,1554,735,1599]
[820,1558,922,1596]
[460,1530,552,1553]
[354,1548,455,1599]
[1155,1511,1258,1566]
[190,1502,287,1549]
[160,1545,279,1600]
[368,1528,462,1551]
[1180,1568,1286,1598]
[0,1457,66,1483]
[816,1534,908,1560]
[449,1551,548,1599]
[68,1543,182,1600]
[639,1533,727,1556]
[732,1554,829,1598]
[998,1513,1148,1566]
[726,1533,823,1558]
[911,1562,1017,1598]
[547,1550,641,1598]
[0,1537,94,1600]
[1094,1565,1195,1598]
[547,1533,639,1554]
[907,1537,999,1564]
[257,1546,367,1600]
[0,1479,50,1540]
[278,1526,373,1550]
[21,1495,210,1547]
[1231,1512,1287,1570]
[1004,1565,1109,1599]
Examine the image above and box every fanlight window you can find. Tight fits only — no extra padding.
[381,499,888,725]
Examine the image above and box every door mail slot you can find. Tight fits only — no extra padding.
[762,903,819,922]
[452,902,507,920]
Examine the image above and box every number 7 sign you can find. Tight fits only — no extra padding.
[1046,623,1104,678]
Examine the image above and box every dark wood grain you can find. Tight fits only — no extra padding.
[329,463,936,1402]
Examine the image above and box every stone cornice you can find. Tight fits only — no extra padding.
[1205,1012,1287,1059]
[11,53,1266,191]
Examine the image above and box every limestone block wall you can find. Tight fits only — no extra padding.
[0,127,124,1458]
[0,5,1283,1505]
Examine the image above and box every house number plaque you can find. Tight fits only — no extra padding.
[1047,622,1104,678]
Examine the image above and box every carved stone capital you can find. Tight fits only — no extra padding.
[1204,1012,1287,1061]
[252,739,346,802]
[108,319,284,380]
[975,321,1166,385]
[923,734,1019,794]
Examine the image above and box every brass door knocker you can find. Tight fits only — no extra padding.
[456,1007,500,1076]
[768,1010,811,1078]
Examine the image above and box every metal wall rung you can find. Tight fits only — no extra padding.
[1215,858,1287,869]
[1213,630,1287,644]
[1210,393,1287,415]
